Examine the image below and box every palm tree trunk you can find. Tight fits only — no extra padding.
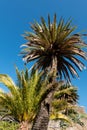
[31,101,49,130]
[49,56,57,82]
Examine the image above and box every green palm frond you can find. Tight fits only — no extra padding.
[0,74,18,96]
[52,84,79,110]
[54,85,79,104]
[52,99,68,112]
[65,108,84,127]
[50,112,72,125]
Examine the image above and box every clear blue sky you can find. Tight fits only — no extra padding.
[0,0,87,111]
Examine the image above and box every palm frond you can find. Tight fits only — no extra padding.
[50,112,72,125]
[0,74,18,95]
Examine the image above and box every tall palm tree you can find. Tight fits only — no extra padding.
[21,14,87,129]
[21,14,87,82]
[0,67,53,130]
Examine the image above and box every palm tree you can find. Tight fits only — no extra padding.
[0,67,53,130]
[21,14,87,82]
[21,14,87,129]
[50,84,84,129]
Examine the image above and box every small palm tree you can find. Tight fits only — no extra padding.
[50,84,84,129]
[21,14,87,82]
[0,67,52,130]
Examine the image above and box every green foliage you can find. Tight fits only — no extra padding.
[0,67,49,123]
[0,121,19,130]
[50,83,84,128]
[0,68,85,130]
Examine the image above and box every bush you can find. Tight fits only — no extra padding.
[0,121,19,130]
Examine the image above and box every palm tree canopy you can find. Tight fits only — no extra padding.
[51,84,79,114]
[50,84,84,128]
[21,14,87,81]
[0,67,50,123]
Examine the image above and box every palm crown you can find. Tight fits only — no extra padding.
[50,84,84,128]
[0,67,50,123]
[21,14,87,81]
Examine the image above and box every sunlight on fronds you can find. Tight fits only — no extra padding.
[21,14,87,82]
[50,112,72,125]
[0,67,49,123]
[0,74,18,96]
